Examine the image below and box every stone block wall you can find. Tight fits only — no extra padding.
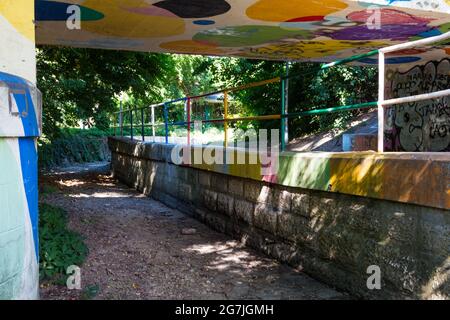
[109,137,449,299]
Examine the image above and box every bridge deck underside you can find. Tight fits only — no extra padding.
[35,0,450,67]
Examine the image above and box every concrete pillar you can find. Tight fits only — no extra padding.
[0,0,40,299]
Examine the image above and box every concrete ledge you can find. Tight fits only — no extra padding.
[109,137,449,210]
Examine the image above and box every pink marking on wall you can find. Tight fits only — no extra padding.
[347,8,434,25]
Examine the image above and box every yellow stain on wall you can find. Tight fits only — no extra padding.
[446,187,450,209]
[227,150,246,178]
[327,154,449,209]
[329,155,383,199]
[83,0,185,38]
[0,0,35,41]
[247,40,386,59]
[246,0,348,22]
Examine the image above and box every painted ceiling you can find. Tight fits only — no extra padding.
[35,0,450,65]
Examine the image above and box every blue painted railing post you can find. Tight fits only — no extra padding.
[130,109,133,140]
[280,77,286,152]
[164,103,169,144]
[119,101,123,137]
[141,108,145,142]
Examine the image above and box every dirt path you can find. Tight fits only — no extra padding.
[39,163,348,300]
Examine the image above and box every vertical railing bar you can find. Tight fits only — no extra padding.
[141,108,145,142]
[280,78,286,152]
[113,114,117,136]
[119,101,123,137]
[378,51,385,153]
[164,103,169,144]
[224,91,228,148]
[284,62,290,150]
[151,105,155,142]
[187,98,191,146]
[130,109,134,141]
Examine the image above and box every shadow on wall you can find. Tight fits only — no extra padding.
[284,191,449,299]
[110,139,449,299]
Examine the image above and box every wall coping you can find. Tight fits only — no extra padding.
[109,137,449,210]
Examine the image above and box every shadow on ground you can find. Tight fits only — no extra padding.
[39,163,349,300]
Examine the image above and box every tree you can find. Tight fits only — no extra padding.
[37,46,174,138]
[207,57,378,136]
[37,46,378,141]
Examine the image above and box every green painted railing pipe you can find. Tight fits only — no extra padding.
[284,101,378,118]
[280,78,286,152]
[320,50,379,69]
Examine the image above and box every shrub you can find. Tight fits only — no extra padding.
[39,203,88,283]
[38,128,111,169]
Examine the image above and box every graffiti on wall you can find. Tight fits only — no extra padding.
[385,59,450,151]
[34,0,450,64]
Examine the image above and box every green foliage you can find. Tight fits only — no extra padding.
[37,46,378,143]
[164,54,219,98]
[207,58,378,136]
[40,184,59,195]
[290,63,378,135]
[39,203,88,282]
[115,56,377,141]
[37,46,174,139]
[38,128,111,169]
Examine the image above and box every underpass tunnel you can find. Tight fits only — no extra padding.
[0,0,449,299]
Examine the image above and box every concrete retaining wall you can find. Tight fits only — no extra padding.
[109,137,449,299]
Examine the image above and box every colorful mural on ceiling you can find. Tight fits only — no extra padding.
[35,0,450,65]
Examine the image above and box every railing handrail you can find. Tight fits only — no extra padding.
[111,33,450,152]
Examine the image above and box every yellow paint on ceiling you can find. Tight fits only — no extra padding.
[160,40,225,55]
[0,0,35,41]
[32,0,450,64]
[247,40,387,59]
[246,0,349,22]
[82,0,185,38]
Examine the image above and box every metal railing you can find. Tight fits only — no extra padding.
[111,31,450,152]
[112,73,378,150]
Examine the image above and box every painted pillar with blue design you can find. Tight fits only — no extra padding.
[0,1,40,299]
